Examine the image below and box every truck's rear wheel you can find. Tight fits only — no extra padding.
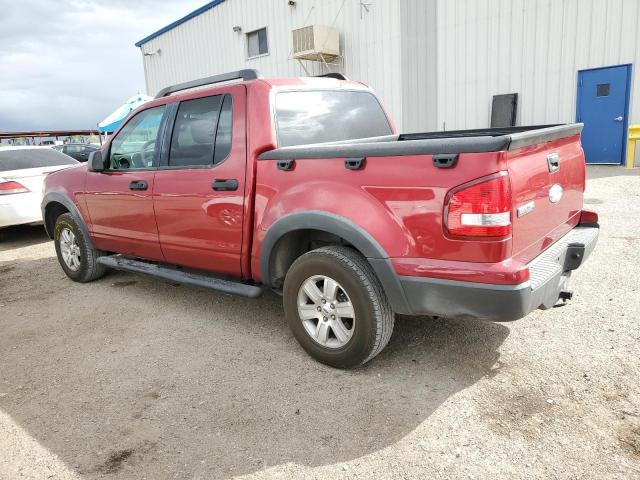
[283,246,394,368]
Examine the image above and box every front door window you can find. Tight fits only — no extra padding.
[109,106,165,170]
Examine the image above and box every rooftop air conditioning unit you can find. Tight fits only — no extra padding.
[292,25,340,61]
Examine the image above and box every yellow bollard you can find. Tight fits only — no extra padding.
[628,125,640,169]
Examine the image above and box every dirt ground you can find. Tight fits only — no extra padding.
[0,166,639,480]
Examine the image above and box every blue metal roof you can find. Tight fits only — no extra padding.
[135,0,227,47]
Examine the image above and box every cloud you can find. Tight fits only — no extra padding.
[0,0,204,131]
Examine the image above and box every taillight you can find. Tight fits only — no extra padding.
[446,173,512,237]
[0,180,30,195]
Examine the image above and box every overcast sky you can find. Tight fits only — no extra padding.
[0,0,204,132]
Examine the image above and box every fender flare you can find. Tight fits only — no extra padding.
[41,192,91,243]
[260,211,411,314]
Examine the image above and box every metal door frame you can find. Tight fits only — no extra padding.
[576,63,633,165]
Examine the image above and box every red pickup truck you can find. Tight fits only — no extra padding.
[42,70,599,368]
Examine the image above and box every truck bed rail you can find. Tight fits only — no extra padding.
[259,124,584,161]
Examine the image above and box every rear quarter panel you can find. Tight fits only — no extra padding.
[252,152,508,282]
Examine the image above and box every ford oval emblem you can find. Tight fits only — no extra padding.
[549,184,563,203]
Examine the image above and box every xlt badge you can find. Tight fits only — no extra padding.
[517,201,536,218]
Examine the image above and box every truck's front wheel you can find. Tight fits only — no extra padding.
[54,213,106,283]
[283,246,394,368]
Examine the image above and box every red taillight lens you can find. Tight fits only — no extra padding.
[446,173,512,237]
[0,180,30,195]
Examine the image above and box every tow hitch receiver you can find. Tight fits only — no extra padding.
[564,243,586,271]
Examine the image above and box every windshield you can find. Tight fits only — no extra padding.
[275,90,393,147]
[0,149,78,172]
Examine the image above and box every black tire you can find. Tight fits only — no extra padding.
[283,246,394,368]
[53,213,106,283]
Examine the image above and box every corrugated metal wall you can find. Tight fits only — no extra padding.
[140,0,405,128]
[435,0,640,130]
[141,0,639,135]
[400,0,438,132]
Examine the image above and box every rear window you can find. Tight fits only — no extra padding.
[275,90,393,147]
[0,149,78,172]
[169,93,233,168]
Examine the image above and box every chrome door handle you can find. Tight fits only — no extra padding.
[614,116,624,122]
[129,180,148,191]
[212,179,238,191]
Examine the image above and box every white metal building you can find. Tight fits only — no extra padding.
[137,0,640,165]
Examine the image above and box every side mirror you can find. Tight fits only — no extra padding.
[88,150,105,172]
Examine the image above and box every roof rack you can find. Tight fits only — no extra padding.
[315,73,348,80]
[155,69,261,98]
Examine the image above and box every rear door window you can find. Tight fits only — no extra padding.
[214,95,233,164]
[168,94,233,168]
[0,149,78,172]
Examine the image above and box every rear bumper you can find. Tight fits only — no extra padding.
[0,192,43,228]
[395,225,599,321]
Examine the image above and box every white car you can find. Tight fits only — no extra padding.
[0,146,78,229]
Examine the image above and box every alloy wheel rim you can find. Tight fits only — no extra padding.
[59,228,81,271]
[297,275,355,349]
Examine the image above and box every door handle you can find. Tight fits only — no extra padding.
[129,180,148,191]
[614,116,624,122]
[212,179,239,191]
[547,153,560,173]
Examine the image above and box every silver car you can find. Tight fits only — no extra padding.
[0,146,78,229]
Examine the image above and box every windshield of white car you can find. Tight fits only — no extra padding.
[275,90,393,147]
[0,149,78,172]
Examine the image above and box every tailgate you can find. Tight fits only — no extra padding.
[507,133,586,263]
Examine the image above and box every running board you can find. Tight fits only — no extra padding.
[97,255,263,298]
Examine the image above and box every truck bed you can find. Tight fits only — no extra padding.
[255,122,586,283]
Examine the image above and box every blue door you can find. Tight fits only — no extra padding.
[577,65,631,164]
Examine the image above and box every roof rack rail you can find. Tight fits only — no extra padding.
[155,69,261,98]
[315,73,348,80]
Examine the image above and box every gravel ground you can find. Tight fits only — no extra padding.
[0,166,639,480]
